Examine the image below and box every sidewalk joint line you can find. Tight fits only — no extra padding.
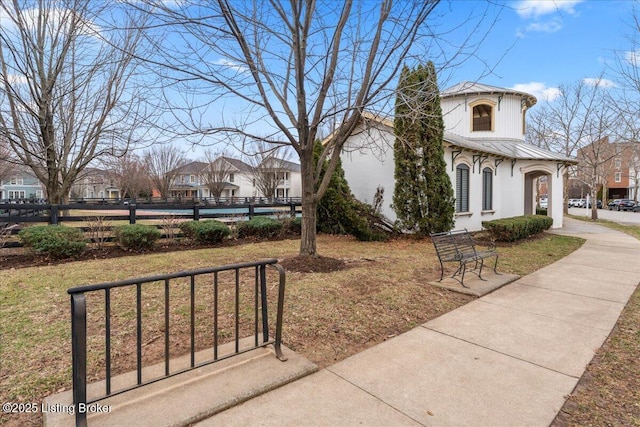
[513,281,635,304]
[421,326,580,380]
[474,299,616,332]
[324,369,427,426]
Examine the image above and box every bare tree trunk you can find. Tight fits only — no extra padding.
[591,186,598,220]
[299,148,317,256]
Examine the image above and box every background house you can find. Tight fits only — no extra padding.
[575,137,640,201]
[0,165,45,200]
[340,82,577,231]
[168,156,302,200]
[70,168,121,200]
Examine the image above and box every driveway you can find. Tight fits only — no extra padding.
[568,206,640,226]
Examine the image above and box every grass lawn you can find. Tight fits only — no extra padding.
[551,217,640,426]
[1,232,583,426]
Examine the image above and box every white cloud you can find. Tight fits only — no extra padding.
[0,74,29,85]
[525,19,563,33]
[515,0,583,19]
[511,82,561,102]
[514,0,583,35]
[582,77,616,88]
[625,50,640,67]
[1,7,102,39]
[213,59,249,74]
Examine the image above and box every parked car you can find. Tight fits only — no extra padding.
[608,199,622,210]
[573,199,586,208]
[586,200,602,209]
[633,204,640,212]
[618,199,637,211]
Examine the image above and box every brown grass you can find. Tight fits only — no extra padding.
[0,232,584,427]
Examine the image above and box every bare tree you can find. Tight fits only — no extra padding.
[144,145,186,199]
[245,143,293,200]
[201,150,235,200]
[527,79,608,214]
[573,86,621,220]
[611,3,640,201]
[103,153,152,199]
[0,139,15,186]
[0,0,156,204]
[138,0,502,257]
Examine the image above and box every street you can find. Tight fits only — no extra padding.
[568,207,640,226]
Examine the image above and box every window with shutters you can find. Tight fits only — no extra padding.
[482,167,493,210]
[456,164,470,213]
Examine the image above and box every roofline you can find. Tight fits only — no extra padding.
[441,82,537,108]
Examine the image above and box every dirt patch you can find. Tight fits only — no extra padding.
[0,237,294,271]
[279,255,347,273]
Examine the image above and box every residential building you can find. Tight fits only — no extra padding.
[168,156,302,200]
[340,82,577,231]
[575,137,640,201]
[70,168,121,200]
[0,165,45,200]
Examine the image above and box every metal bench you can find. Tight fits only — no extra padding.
[430,229,499,287]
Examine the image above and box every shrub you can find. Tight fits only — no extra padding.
[179,220,230,244]
[536,208,548,216]
[482,215,553,242]
[114,224,161,251]
[237,217,283,239]
[285,216,302,235]
[19,225,86,259]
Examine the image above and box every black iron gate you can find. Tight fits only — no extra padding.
[68,259,286,427]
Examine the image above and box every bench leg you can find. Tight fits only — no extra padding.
[493,255,500,275]
[460,262,468,288]
[438,260,445,282]
[477,258,487,281]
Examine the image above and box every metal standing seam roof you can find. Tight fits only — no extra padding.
[441,81,537,107]
[444,133,578,164]
[359,112,577,164]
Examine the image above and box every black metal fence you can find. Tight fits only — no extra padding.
[1,197,302,224]
[67,259,286,427]
[0,198,302,247]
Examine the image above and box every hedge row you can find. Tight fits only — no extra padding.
[114,224,161,251]
[179,220,230,244]
[482,215,553,242]
[17,217,303,259]
[18,225,87,259]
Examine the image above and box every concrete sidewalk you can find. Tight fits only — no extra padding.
[196,218,640,426]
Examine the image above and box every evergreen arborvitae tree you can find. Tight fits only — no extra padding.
[313,141,388,241]
[392,62,454,235]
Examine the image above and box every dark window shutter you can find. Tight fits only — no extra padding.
[482,168,492,210]
[456,164,469,212]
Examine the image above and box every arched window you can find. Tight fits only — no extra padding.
[456,164,470,213]
[482,167,493,210]
[472,104,493,131]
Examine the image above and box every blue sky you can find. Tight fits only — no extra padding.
[442,0,636,101]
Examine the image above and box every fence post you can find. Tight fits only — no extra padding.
[50,205,59,225]
[248,204,255,219]
[193,205,200,221]
[70,293,88,427]
[290,203,296,217]
[129,204,136,224]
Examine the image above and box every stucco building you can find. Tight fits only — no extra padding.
[340,82,577,231]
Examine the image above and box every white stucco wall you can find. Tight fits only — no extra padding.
[341,124,397,219]
[441,94,527,140]
[341,124,565,231]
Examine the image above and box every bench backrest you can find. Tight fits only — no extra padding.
[430,229,477,260]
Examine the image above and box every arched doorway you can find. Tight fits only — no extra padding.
[521,164,555,220]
